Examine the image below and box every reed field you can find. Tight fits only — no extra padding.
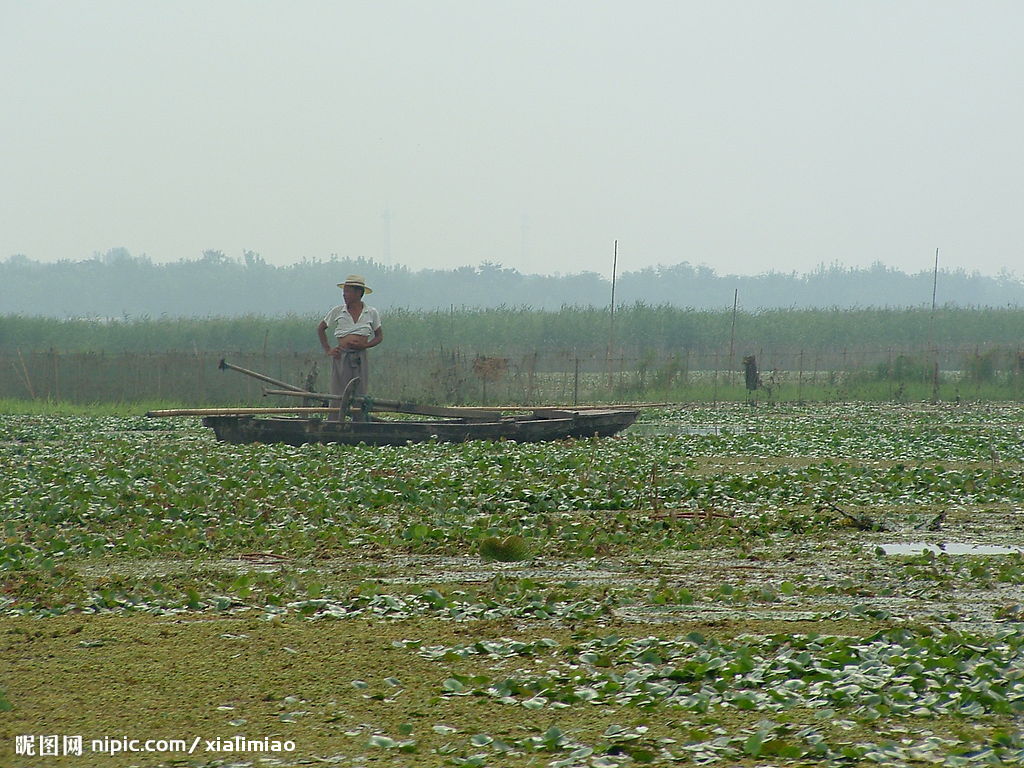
[3,307,1024,406]
[5,305,1024,354]
[3,402,1024,766]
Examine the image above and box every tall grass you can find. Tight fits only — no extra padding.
[4,307,1024,406]
[5,305,1024,354]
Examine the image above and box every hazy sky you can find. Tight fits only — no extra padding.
[3,1,1022,277]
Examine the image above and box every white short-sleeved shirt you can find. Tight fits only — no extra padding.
[323,304,381,340]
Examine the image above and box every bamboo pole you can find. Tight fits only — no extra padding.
[607,239,617,388]
[930,247,940,402]
[146,403,663,419]
[430,402,671,411]
[263,388,503,420]
[147,407,336,417]
[729,288,738,359]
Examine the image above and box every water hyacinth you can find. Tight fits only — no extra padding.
[4,403,1024,766]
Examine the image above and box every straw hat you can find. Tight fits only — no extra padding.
[337,274,372,294]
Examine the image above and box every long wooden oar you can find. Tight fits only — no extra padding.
[218,359,309,392]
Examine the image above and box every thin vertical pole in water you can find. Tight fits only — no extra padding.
[607,240,618,389]
[17,349,36,399]
[797,348,804,404]
[930,248,940,401]
[573,352,580,406]
[729,289,738,386]
[729,289,738,359]
[713,351,719,404]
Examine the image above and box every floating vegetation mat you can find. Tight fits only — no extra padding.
[3,402,1024,766]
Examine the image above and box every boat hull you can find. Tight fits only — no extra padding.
[202,410,638,446]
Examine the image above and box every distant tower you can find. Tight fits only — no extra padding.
[381,208,392,267]
[520,214,528,268]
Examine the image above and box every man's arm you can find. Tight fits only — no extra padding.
[317,320,341,358]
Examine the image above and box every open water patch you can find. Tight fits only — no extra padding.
[627,423,750,436]
[880,542,1024,556]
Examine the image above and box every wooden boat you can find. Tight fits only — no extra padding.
[148,360,639,446]
[200,408,638,446]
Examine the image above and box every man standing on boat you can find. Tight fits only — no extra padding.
[317,275,383,410]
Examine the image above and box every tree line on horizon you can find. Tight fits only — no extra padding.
[3,248,1024,318]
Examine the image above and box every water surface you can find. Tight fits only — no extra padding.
[881,542,1023,556]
